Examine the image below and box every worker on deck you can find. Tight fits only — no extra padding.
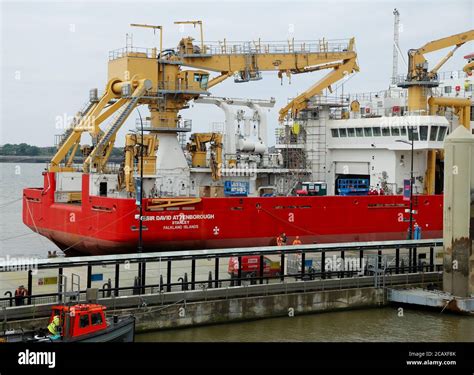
[292,236,302,245]
[14,285,28,306]
[414,222,422,240]
[281,233,287,246]
[47,315,61,340]
[276,235,283,246]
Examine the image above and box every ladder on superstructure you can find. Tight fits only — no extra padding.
[55,100,97,150]
[93,94,142,158]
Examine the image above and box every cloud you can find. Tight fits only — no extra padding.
[1,0,472,146]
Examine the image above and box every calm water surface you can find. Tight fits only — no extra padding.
[136,308,474,342]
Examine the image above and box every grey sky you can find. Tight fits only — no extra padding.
[1,0,473,147]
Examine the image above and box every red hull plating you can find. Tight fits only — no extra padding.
[22,173,443,256]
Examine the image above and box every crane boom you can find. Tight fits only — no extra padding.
[187,133,223,180]
[278,55,358,121]
[399,29,474,112]
[175,37,358,121]
[414,29,474,54]
[50,23,359,175]
[404,29,474,86]
[398,29,474,196]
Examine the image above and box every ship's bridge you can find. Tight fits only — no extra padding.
[327,115,450,150]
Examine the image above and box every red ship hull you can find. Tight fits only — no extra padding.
[22,173,443,256]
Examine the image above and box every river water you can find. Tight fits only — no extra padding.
[1,163,473,342]
[136,308,474,342]
[0,163,59,257]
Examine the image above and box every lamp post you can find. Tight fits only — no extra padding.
[408,126,415,240]
[136,108,145,292]
[396,125,417,240]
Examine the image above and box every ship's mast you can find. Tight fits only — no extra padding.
[392,8,400,82]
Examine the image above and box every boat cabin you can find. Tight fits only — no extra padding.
[49,304,108,339]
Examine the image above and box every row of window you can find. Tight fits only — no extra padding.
[330,126,448,141]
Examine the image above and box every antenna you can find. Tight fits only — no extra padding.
[126,33,133,49]
[392,8,400,82]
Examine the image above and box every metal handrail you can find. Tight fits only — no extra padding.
[350,90,407,101]
[134,117,192,131]
[108,46,155,60]
[0,266,443,309]
[196,38,352,55]
[0,239,443,271]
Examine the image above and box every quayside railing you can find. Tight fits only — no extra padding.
[0,239,443,309]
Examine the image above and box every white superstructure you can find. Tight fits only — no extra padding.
[281,67,473,196]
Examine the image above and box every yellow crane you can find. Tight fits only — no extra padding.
[49,22,359,188]
[399,29,474,112]
[398,29,474,195]
[464,53,474,74]
[278,38,359,121]
[50,77,152,173]
[120,133,158,192]
[186,133,223,181]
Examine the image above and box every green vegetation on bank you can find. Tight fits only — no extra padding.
[0,143,124,157]
[0,143,53,156]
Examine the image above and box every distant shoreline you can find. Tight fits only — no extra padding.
[0,155,52,163]
[0,156,123,163]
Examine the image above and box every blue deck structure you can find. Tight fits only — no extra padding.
[337,178,370,196]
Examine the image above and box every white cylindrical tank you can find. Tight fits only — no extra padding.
[254,141,266,154]
[237,139,266,154]
[238,138,255,152]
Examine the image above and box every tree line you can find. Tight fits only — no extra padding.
[0,143,124,157]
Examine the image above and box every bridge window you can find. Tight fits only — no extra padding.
[419,126,428,141]
[437,127,448,141]
[347,128,355,137]
[400,127,407,136]
[356,128,363,137]
[339,128,347,137]
[382,127,390,136]
[391,127,400,136]
[430,126,439,141]
[408,128,419,141]
[331,129,339,137]
[372,127,381,136]
[364,128,372,136]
